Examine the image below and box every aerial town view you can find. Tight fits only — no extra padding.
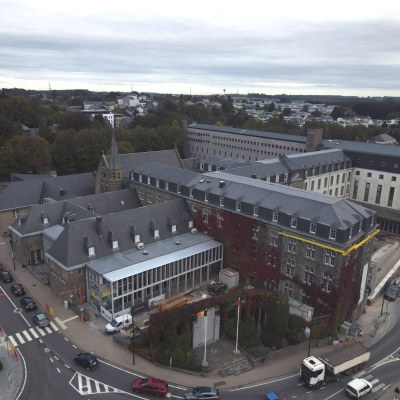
[1,1,400,400]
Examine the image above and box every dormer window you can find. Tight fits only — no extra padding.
[291,218,298,228]
[165,182,169,190]
[147,176,151,184]
[130,171,134,179]
[253,206,259,216]
[43,217,48,224]
[310,223,317,234]
[189,189,194,197]
[272,212,279,222]
[88,246,95,256]
[329,229,336,240]
[171,224,177,233]
[188,220,194,228]
[139,174,143,183]
[177,185,181,194]
[154,229,160,239]
[205,193,209,202]
[156,179,159,188]
[200,163,204,170]
[236,202,241,212]
[134,234,140,243]
[220,197,224,207]
[112,240,118,249]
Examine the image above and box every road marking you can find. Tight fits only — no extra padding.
[45,326,52,334]
[36,327,46,337]
[9,336,18,347]
[370,378,379,385]
[95,381,101,392]
[50,321,59,331]
[372,383,386,392]
[57,368,61,373]
[29,328,39,339]
[16,332,25,344]
[22,330,32,341]
[55,317,67,330]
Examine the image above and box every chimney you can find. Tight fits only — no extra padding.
[219,180,225,188]
[96,216,103,237]
[251,174,257,179]
[59,188,66,196]
[83,235,89,249]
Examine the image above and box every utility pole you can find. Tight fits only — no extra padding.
[131,306,135,365]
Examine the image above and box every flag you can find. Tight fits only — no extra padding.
[197,308,207,317]
[232,298,241,307]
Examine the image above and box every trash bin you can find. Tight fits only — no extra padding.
[64,300,69,309]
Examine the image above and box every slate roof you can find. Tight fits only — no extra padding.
[322,139,400,157]
[133,163,374,231]
[9,189,141,236]
[0,173,95,212]
[46,198,193,269]
[225,149,350,179]
[188,123,307,143]
[105,149,183,179]
[372,133,396,143]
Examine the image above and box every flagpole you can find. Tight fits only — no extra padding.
[201,311,208,368]
[233,298,240,355]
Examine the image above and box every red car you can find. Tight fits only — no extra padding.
[132,377,168,397]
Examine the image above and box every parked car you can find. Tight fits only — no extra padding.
[10,283,25,296]
[0,270,13,283]
[184,387,220,399]
[105,314,133,334]
[132,377,169,397]
[32,312,50,328]
[74,353,98,371]
[20,296,37,311]
[384,280,399,301]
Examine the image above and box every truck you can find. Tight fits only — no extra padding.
[300,342,370,389]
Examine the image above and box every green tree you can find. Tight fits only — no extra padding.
[52,129,78,174]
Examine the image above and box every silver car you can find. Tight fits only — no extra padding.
[33,313,50,328]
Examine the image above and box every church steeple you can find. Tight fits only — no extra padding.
[109,132,121,170]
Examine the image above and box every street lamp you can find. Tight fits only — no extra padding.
[9,237,16,271]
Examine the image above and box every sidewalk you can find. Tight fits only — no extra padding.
[0,242,398,395]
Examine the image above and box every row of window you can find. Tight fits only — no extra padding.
[353,181,396,207]
[283,270,333,297]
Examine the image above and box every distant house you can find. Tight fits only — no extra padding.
[21,124,39,135]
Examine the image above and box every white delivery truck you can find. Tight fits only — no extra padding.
[300,342,370,389]
[105,314,133,334]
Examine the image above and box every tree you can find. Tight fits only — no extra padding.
[282,108,292,117]
[6,135,52,174]
[58,112,91,131]
[52,129,78,174]
[331,106,345,121]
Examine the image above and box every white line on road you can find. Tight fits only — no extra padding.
[36,328,46,337]
[50,357,54,363]
[29,328,39,339]
[15,332,25,344]
[9,335,18,347]
[228,373,298,391]
[62,315,79,324]
[50,321,59,331]
[22,330,32,341]
[45,326,52,334]
[54,317,67,329]
[57,368,61,373]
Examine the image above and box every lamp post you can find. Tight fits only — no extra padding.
[380,293,385,316]
[131,306,135,365]
[9,237,16,271]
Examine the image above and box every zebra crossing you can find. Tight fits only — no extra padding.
[7,321,59,347]
[69,372,122,395]
[356,372,387,394]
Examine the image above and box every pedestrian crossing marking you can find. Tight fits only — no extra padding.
[22,330,32,341]
[370,378,379,385]
[50,321,59,331]
[36,327,46,336]
[15,332,25,344]
[7,324,59,347]
[372,383,386,392]
[29,328,39,339]
[70,372,123,395]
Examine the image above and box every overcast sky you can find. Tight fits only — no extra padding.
[1,0,400,96]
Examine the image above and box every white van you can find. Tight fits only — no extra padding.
[345,378,372,398]
[105,314,133,334]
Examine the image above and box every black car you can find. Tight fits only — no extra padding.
[384,280,399,301]
[74,353,98,371]
[0,270,13,283]
[20,296,37,311]
[10,283,25,296]
[184,387,220,399]
[208,282,227,296]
